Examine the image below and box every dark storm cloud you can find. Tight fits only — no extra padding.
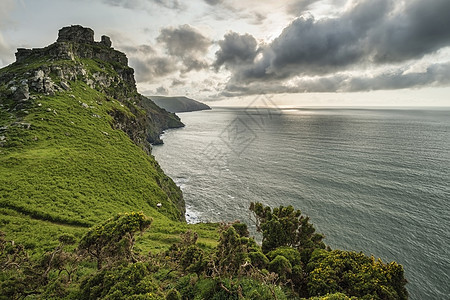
[229,0,393,81]
[217,0,450,94]
[214,32,259,70]
[370,0,450,63]
[220,62,450,96]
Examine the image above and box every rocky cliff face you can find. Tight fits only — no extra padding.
[1,25,183,152]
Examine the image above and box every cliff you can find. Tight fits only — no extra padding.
[2,25,183,150]
[149,95,211,113]
[0,25,187,250]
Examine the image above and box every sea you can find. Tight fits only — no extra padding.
[152,107,450,300]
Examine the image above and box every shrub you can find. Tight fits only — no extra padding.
[307,249,408,299]
[268,255,292,281]
[79,262,164,299]
[78,212,152,269]
[249,202,325,260]
[180,245,206,273]
[165,288,181,300]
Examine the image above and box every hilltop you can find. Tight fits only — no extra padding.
[148,96,211,113]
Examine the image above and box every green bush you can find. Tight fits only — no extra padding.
[268,255,292,281]
[248,250,269,269]
[180,245,206,273]
[307,249,408,299]
[249,202,325,259]
[267,246,302,266]
[165,288,181,300]
[79,212,152,269]
[231,222,249,237]
[79,262,164,299]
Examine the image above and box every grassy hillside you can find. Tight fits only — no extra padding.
[0,37,216,256]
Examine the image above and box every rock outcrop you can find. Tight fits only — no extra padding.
[16,25,128,66]
[1,25,183,151]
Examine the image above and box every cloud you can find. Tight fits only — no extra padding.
[369,0,450,63]
[220,62,450,96]
[120,44,156,55]
[130,56,178,82]
[157,24,211,57]
[157,24,212,72]
[0,33,13,67]
[216,0,450,95]
[171,79,185,87]
[203,0,223,5]
[202,0,267,25]
[156,86,169,95]
[346,62,450,92]
[101,0,183,10]
[227,0,393,81]
[285,0,321,16]
[125,26,213,84]
[0,0,15,66]
[214,32,259,70]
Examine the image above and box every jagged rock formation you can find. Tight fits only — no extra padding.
[1,25,183,150]
[16,25,127,66]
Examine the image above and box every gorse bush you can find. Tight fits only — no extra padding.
[307,249,408,299]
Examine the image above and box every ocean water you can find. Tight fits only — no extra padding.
[152,107,450,299]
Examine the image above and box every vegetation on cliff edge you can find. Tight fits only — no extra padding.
[0,204,407,299]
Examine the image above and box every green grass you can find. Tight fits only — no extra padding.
[0,75,203,256]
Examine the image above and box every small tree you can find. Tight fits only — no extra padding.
[249,202,325,258]
[78,212,152,269]
[214,224,249,276]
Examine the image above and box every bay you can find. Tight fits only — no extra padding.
[152,107,450,299]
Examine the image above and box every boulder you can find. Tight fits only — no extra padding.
[12,83,29,101]
[60,81,71,91]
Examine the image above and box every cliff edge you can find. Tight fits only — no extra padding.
[0,26,187,252]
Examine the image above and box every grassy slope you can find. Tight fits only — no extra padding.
[0,59,218,256]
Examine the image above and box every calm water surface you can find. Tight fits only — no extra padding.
[152,107,450,299]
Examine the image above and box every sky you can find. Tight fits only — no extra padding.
[1,0,450,107]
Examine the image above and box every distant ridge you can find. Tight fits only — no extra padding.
[149,95,211,113]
